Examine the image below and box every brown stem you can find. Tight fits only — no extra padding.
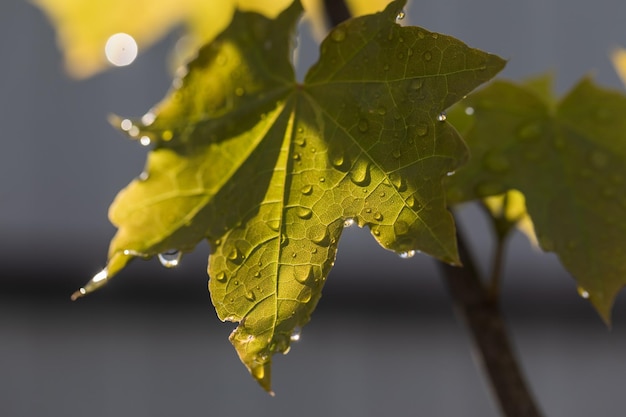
[439,227,545,417]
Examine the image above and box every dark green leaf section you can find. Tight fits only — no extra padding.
[78,0,504,391]
[447,78,626,322]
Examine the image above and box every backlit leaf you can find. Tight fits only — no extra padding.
[447,78,626,322]
[74,0,504,391]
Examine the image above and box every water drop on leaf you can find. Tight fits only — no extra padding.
[344,218,355,228]
[399,250,416,259]
[437,112,447,122]
[577,287,590,299]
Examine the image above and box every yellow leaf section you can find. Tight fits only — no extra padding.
[33,0,295,78]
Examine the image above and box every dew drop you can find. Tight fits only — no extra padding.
[298,287,312,303]
[228,247,243,263]
[290,327,302,342]
[374,212,384,221]
[577,286,590,299]
[215,271,227,282]
[309,224,329,245]
[392,149,402,159]
[465,107,475,116]
[293,153,301,161]
[139,136,151,146]
[296,207,313,219]
[158,250,181,268]
[372,228,381,236]
[331,28,346,42]
[254,271,261,278]
[423,51,432,61]
[300,185,313,195]
[389,173,407,191]
[319,177,326,183]
[406,195,422,210]
[350,160,371,186]
[436,112,447,122]
[295,266,314,284]
[399,250,416,259]
[344,218,355,228]
[358,119,369,132]
[245,290,256,302]
[267,219,281,231]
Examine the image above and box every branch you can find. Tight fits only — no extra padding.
[438,226,545,417]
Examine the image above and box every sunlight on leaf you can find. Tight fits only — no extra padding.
[447,77,626,323]
[73,0,504,391]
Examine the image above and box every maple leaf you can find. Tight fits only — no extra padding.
[447,77,626,323]
[73,0,504,391]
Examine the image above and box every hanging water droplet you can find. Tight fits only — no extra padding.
[301,184,313,195]
[437,112,447,122]
[331,28,346,42]
[396,10,406,20]
[139,136,151,146]
[290,327,302,342]
[158,250,181,268]
[399,250,415,259]
[216,271,227,282]
[344,218,355,228]
[577,287,590,299]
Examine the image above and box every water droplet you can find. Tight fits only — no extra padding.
[228,247,243,263]
[293,153,301,161]
[423,51,432,61]
[350,160,371,186]
[330,148,348,170]
[399,250,415,259]
[344,218,355,228]
[128,125,140,137]
[406,195,421,210]
[577,286,590,299]
[446,171,456,177]
[295,266,314,284]
[120,119,133,131]
[254,271,261,278]
[245,290,256,302]
[139,136,151,146]
[590,150,608,169]
[392,149,402,159]
[296,207,313,219]
[358,119,369,132]
[138,171,149,181]
[319,177,326,183]
[158,250,181,268]
[372,228,381,236]
[437,112,447,122]
[298,287,312,303]
[483,152,510,173]
[309,224,329,245]
[396,10,406,20]
[301,185,313,195]
[294,136,306,147]
[290,327,302,342]
[394,221,410,236]
[216,271,227,282]
[374,212,384,221]
[389,173,407,191]
[267,220,280,231]
[331,28,346,42]
[464,107,475,116]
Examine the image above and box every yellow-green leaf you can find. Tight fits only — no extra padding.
[447,77,626,323]
[74,0,504,391]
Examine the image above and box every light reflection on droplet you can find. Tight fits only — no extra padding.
[139,136,151,146]
[158,250,182,268]
[141,111,156,126]
[344,218,355,228]
[465,107,475,115]
[105,33,138,67]
[120,119,133,131]
[290,327,302,342]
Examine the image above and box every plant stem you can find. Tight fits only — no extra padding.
[438,227,544,417]
[322,0,351,28]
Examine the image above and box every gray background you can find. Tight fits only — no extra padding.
[2,0,626,416]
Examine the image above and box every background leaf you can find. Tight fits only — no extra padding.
[74,0,504,391]
[447,77,626,322]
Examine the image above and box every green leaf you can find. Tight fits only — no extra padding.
[447,77,626,323]
[75,0,504,391]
